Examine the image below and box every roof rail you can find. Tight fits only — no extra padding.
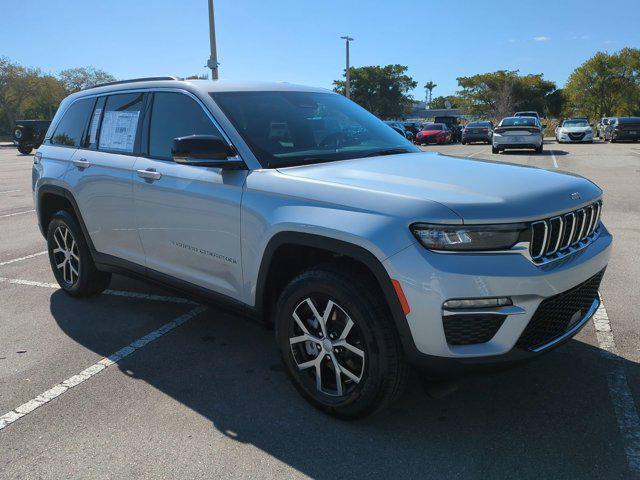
[82,76,182,91]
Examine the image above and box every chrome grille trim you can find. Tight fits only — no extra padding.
[530,221,548,259]
[562,212,576,248]
[546,216,563,255]
[529,200,602,264]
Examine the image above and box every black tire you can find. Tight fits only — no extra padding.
[611,138,617,143]
[492,145,499,154]
[275,265,408,419]
[46,210,111,297]
[535,143,543,153]
[461,140,466,145]
[17,145,32,155]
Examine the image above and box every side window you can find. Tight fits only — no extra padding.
[51,98,95,147]
[149,92,222,160]
[98,93,145,153]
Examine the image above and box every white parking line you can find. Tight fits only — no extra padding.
[0,251,47,266]
[0,305,208,431]
[0,277,198,305]
[0,209,35,219]
[0,189,21,194]
[550,150,558,169]
[593,296,640,474]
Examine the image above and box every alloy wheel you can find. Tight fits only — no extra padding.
[289,297,365,397]
[52,225,80,286]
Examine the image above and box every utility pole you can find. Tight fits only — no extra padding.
[340,35,354,98]
[207,0,219,80]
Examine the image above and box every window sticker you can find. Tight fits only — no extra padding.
[99,110,140,152]
[88,108,102,145]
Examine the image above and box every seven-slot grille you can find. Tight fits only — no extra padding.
[529,200,602,263]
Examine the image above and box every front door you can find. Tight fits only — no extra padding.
[133,91,246,300]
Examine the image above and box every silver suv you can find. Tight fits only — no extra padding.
[33,78,612,418]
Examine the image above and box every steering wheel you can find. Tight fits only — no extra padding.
[320,132,348,149]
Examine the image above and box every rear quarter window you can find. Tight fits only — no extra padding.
[50,98,95,147]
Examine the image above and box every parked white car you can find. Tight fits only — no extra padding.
[556,118,594,143]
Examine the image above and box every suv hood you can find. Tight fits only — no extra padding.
[277,152,602,223]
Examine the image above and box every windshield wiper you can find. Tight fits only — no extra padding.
[363,148,413,158]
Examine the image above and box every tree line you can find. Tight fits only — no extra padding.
[0,57,117,137]
[333,47,640,121]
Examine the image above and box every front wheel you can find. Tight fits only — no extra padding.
[492,145,499,154]
[47,210,112,297]
[275,266,408,419]
[17,145,32,155]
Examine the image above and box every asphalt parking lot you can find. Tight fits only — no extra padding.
[1,140,640,479]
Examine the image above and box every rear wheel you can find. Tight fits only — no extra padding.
[275,266,408,419]
[47,210,111,297]
[492,145,499,154]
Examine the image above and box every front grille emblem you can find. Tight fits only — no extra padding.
[570,192,581,200]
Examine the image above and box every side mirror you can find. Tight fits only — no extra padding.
[172,135,245,169]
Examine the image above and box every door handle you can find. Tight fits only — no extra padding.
[137,168,162,181]
[73,158,91,169]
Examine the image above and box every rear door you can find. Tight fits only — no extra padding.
[40,97,96,181]
[67,92,146,265]
[133,90,246,300]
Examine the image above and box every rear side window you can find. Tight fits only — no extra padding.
[51,98,95,147]
[98,93,145,153]
[148,92,221,160]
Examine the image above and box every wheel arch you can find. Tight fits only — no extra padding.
[255,231,418,356]
[37,185,96,253]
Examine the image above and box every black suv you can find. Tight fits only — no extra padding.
[13,120,51,154]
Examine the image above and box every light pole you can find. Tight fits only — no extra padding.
[340,35,354,98]
[207,0,219,80]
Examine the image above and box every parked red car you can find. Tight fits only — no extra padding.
[416,123,452,145]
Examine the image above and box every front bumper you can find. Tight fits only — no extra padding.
[383,223,612,373]
[558,131,593,142]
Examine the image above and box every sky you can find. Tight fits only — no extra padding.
[2,0,639,101]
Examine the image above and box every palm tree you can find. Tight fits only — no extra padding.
[424,81,437,108]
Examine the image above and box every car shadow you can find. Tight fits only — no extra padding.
[49,276,636,479]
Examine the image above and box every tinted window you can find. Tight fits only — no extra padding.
[98,93,145,153]
[423,124,443,130]
[51,98,94,147]
[467,121,491,128]
[149,92,221,159]
[211,91,418,168]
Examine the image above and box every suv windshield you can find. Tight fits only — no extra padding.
[563,119,589,127]
[211,91,418,168]
[501,117,536,127]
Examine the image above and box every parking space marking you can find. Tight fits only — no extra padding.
[0,305,208,431]
[0,209,36,219]
[0,251,47,266]
[550,150,559,169]
[0,189,21,194]
[0,277,198,305]
[594,296,640,474]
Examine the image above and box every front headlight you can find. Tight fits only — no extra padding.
[410,223,527,251]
